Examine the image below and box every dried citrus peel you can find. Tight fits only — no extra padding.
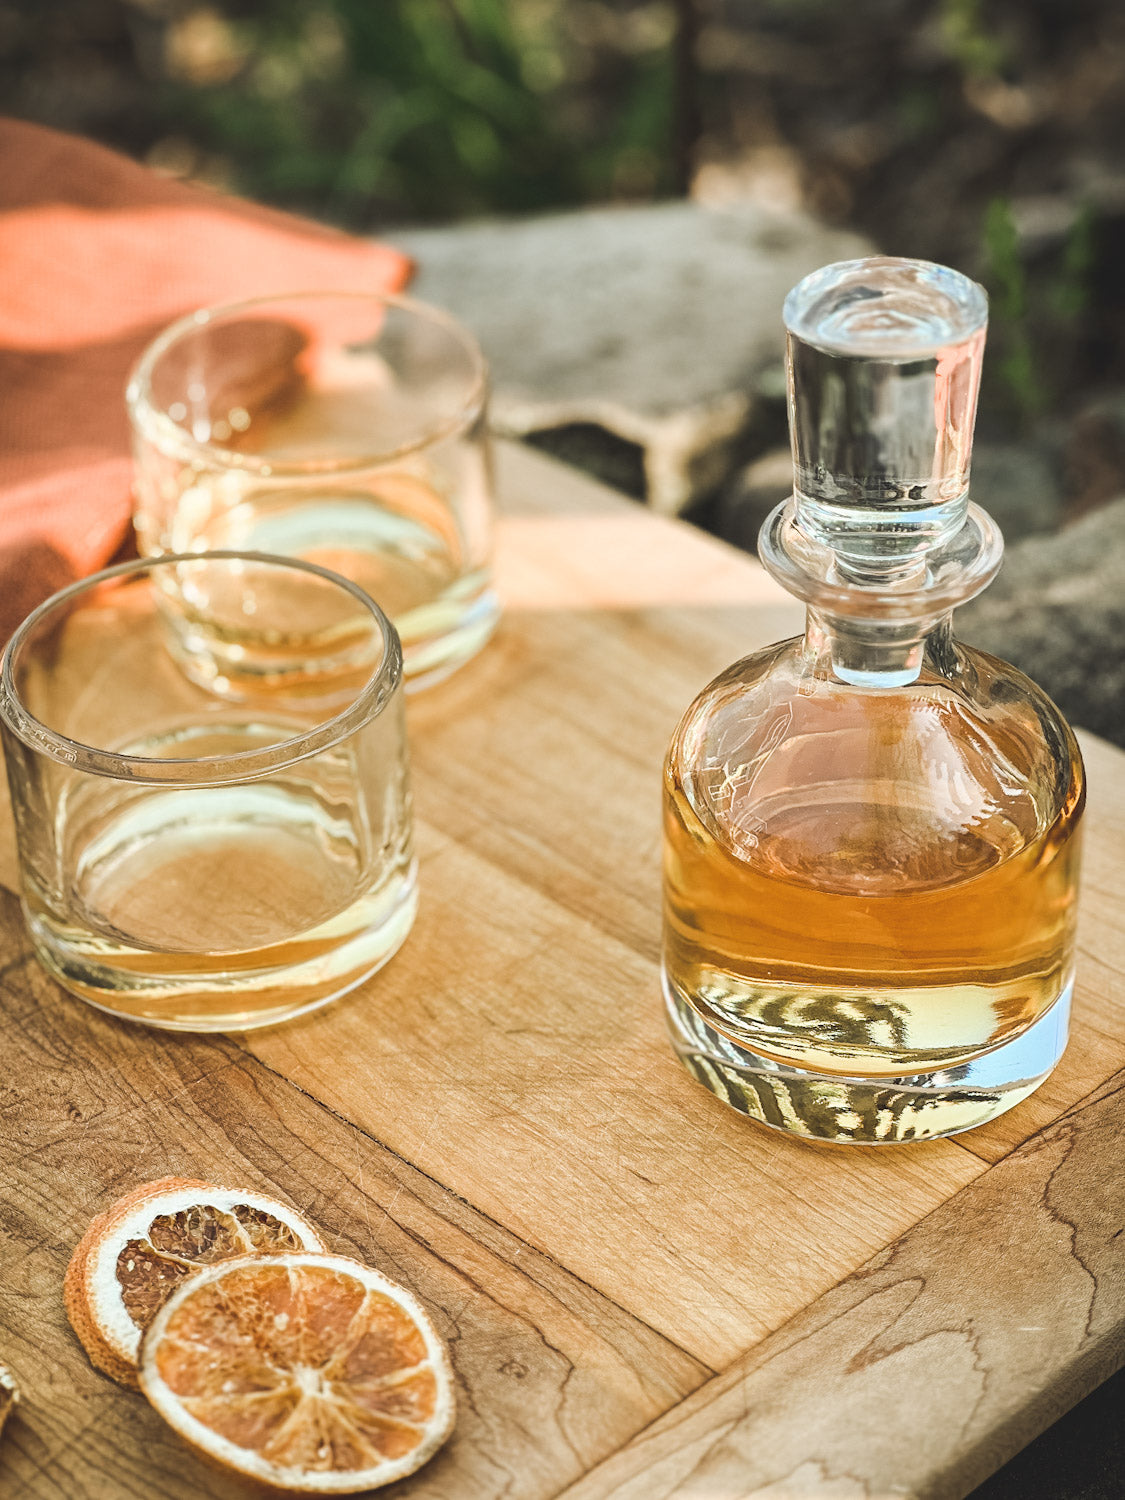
[138,1253,456,1493]
[65,1177,325,1387]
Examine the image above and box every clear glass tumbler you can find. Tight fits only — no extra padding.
[127,291,498,690]
[0,553,416,1031]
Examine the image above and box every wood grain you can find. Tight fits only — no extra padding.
[247,768,986,1372]
[0,887,706,1499]
[2,438,1125,1497]
[244,444,1125,1369]
[557,1066,1125,1500]
[244,446,995,1367]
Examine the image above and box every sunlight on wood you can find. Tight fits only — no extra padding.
[496,512,793,612]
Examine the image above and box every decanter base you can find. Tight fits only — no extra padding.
[664,971,1071,1146]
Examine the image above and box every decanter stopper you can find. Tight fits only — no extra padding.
[784,257,987,581]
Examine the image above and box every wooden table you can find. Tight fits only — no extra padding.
[1,442,1123,1499]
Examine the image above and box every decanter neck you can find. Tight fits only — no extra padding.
[804,608,953,688]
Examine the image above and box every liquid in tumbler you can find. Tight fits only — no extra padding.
[662,258,1085,1144]
[128,292,498,690]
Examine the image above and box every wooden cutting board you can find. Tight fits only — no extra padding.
[1,440,1122,1499]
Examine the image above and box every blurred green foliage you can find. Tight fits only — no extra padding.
[982,196,1098,426]
[941,0,1007,80]
[982,197,1041,422]
[2,0,1117,430]
[159,1,680,223]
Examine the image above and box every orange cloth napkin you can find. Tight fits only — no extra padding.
[0,118,412,639]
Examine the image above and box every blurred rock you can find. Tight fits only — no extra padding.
[522,423,647,501]
[705,445,793,551]
[959,497,1125,746]
[392,202,870,513]
[970,441,1063,542]
[1064,390,1125,519]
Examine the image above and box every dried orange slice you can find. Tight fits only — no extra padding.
[65,1177,325,1387]
[138,1253,455,1493]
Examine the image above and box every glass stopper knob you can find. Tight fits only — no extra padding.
[784,256,988,580]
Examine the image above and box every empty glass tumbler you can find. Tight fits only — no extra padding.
[0,553,416,1031]
[127,291,498,690]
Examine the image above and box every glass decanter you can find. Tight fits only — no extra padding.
[662,256,1084,1145]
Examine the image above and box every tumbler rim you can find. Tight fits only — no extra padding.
[125,288,488,477]
[0,551,402,784]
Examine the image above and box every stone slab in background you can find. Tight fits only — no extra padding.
[959,495,1125,746]
[391,202,869,513]
[1065,391,1125,519]
[970,441,1063,542]
[700,444,792,553]
[394,200,1113,755]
